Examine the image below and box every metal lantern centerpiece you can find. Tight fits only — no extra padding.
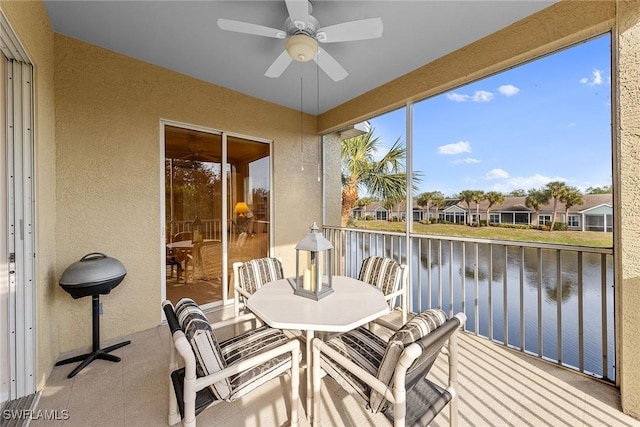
[192,217,203,243]
[294,222,334,301]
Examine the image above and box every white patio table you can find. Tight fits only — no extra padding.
[246,275,389,421]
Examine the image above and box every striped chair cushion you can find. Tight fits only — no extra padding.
[319,326,387,404]
[220,325,294,400]
[358,257,402,299]
[369,309,448,412]
[175,298,231,400]
[237,257,284,295]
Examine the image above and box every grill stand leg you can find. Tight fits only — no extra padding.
[55,294,131,378]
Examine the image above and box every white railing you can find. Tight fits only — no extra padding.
[323,225,615,382]
[167,219,223,241]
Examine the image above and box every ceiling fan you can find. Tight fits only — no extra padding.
[217,0,383,82]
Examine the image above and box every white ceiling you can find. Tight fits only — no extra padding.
[43,0,556,115]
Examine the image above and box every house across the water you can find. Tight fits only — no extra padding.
[351,194,613,232]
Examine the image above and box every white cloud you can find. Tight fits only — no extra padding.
[485,168,510,179]
[446,93,470,102]
[473,90,494,102]
[453,157,480,164]
[568,122,576,128]
[580,69,603,86]
[446,90,494,102]
[498,84,520,96]
[592,69,603,85]
[438,141,471,155]
[487,174,567,193]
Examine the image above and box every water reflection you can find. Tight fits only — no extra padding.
[340,232,614,380]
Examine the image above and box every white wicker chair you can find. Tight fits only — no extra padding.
[163,299,300,427]
[312,309,466,427]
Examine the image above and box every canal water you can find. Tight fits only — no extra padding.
[342,233,615,380]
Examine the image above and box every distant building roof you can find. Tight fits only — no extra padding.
[351,194,613,216]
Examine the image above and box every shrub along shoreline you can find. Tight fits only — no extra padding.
[348,219,612,248]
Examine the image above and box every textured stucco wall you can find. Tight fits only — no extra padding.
[54,35,320,353]
[0,0,58,390]
[616,0,640,419]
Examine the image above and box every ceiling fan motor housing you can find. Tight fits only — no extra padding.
[284,16,319,61]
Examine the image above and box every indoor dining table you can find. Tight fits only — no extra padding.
[246,275,389,421]
[166,239,218,283]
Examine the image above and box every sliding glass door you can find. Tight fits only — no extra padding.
[164,124,271,307]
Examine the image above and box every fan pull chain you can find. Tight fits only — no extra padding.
[317,64,321,182]
[300,73,304,171]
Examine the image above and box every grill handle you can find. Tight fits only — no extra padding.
[80,252,108,261]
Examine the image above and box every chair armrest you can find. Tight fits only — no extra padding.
[234,285,253,301]
[312,338,396,404]
[383,288,405,301]
[194,338,300,392]
[370,317,401,332]
[162,300,182,335]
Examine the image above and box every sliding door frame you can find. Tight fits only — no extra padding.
[159,119,273,313]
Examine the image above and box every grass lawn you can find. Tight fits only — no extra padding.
[349,220,613,248]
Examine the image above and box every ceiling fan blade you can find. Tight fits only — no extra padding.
[314,47,347,82]
[285,0,309,30]
[265,50,293,78]
[317,18,383,43]
[217,18,285,39]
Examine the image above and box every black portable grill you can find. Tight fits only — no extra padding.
[56,253,131,378]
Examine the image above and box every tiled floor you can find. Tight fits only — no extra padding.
[33,306,640,427]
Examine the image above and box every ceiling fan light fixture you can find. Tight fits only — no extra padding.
[286,34,317,62]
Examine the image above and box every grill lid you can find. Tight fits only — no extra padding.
[60,253,126,287]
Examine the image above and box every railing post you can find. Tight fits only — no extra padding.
[321,225,614,380]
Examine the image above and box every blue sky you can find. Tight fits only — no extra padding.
[368,33,611,198]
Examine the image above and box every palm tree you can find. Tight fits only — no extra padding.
[560,186,584,229]
[382,197,397,221]
[355,197,375,219]
[340,131,409,226]
[431,192,445,223]
[507,189,526,197]
[485,191,505,225]
[585,185,612,194]
[546,181,567,231]
[416,191,434,223]
[525,188,551,227]
[470,190,485,227]
[458,190,476,226]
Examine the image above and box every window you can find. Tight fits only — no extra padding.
[539,215,551,225]
[376,210,388,221]
[568,215,580,227]
[489,213,500,224]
